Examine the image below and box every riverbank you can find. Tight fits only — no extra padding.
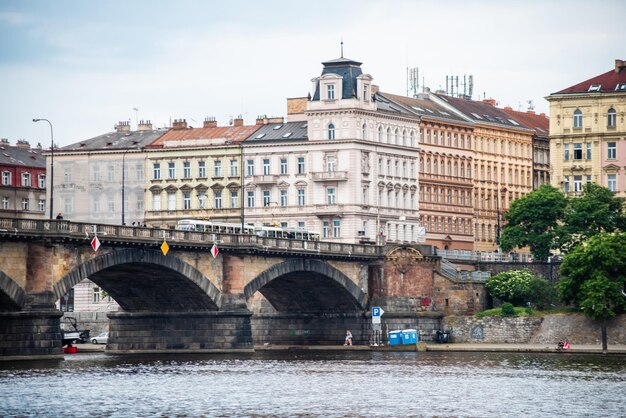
[73,342,626,355]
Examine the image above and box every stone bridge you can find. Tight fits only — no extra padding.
[0,218,489,359]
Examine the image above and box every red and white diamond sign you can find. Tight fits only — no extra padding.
[91,236,101,252]
[210,243,219,259]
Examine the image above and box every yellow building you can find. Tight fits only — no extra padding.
[547,59,626,197]
[144,118,261,228]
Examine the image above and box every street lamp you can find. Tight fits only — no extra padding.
[32,118,54,219]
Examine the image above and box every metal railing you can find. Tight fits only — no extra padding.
[0,217,380,258]
[435,249,533,263]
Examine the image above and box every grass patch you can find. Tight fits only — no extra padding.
[476,306,579,317]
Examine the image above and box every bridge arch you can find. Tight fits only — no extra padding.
[54,249,222,311]
[244,259,367,313]
[0,271,26,311]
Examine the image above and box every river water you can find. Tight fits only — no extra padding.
[1,350,624,417]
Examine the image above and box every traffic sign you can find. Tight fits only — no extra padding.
[90,236,101,252]
[211,243,219,259]
[372,307,384,317]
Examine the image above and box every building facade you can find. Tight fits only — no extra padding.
[55,121,165,224]
[0,139,47,219]
[547,59,626,197]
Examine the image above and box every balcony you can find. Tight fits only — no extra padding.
[252,174,279,185]
[313,203,346,216]
[311,171,348,182]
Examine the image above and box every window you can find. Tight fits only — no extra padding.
[298,189,305,205]
[280,158,287,174]
[198,192,206,209]
[327,84,335,100]
[608,108,616,127]
[168,162,175,179]
[1,196,8,209]
[327,155,335,172]
[573,143,582,160]
[136,163,143,181]
[39,199,45,212]
[64,166,72,183]
[327,187,336,205]
[136,195,144,212]
[608,142,617,159]
[333,219,341,237]
[231,191,238,208]
[168,192,176,210]
[21,198,29,210]
[574,175,583,192]
[183,192,191,210]
[586,143,591,160]
[153,164,164,182]
[93,287,101,303]
[247,191,255,207]
[37,174,45,189]
[230,160,238,177]
[247,159,255,176]
[328,123,336,140]
[378,126,383,142]
[608,174,617,192]
[107,164,114,182]
[323,220,329,238]
[280,189,287,206]
[563,176,570,193]
[214,160,222,177]
[298,221,305,230]
[263,159,270,175]
[297,157,305,174]
[153,194,161,211]
[22,172,31,187]
[198,161,206,178]
[215,191,222,209]
[564,144,570,160]
[573,109,582,129]
[2,171,11,185]
[183,162,191,178]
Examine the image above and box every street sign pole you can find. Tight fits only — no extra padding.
[371,307,384,346]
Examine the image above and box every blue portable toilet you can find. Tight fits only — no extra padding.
[388,330,402,346]
[401,329,418,344]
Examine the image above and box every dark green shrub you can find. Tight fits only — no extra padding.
[501,302,515,317]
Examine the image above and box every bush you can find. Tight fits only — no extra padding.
[501,302,515,317]
[486,269,557,308]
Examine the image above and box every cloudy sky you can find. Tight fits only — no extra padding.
[1,0,624,147]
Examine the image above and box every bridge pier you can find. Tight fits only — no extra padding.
[106,310,254,353]
[0,292,63,360]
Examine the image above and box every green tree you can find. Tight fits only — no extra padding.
[500,185,567,260]
[560,183,626,251]
[557,232,626,353]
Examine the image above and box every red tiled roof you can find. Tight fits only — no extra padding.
[556,67,626,94]
[148,125,262,148]
[501,108,549,136]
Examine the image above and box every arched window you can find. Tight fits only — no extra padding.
[378,126,383,142]
[402,129,407,146]
[419,158,424,172]
[466,164,471,178]
[411,131,416,147]
[454,162,458,177]
[328,123,336,140]
[447,161,451,176]
[573,109,582,129]
[426,158,431,173]
[394,128,399,145]
[386,127,391,143]
[433,159,438,174]
[362,123,367,140]
[608,108,617,127]
[440,160,445,174]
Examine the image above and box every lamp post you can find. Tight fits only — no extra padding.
[240,142,245,232]
[121,150,128,225]
[32,118,54,219]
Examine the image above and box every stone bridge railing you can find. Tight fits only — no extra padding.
[0,217,380,260]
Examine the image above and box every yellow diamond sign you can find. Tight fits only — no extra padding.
[161,240,170,256]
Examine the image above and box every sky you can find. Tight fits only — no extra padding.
[1,0,625,148]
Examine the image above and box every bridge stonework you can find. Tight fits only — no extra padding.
[0,219,494,359]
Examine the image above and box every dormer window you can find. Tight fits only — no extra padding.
[588,84,601,92]
[327,84,335,100]
[363,84,370,102]
[328,123,336,140]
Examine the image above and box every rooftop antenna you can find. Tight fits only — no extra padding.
[133,107,139,128]
[408,67,419,98]
[527,100,535,111]
[340,38,344,58]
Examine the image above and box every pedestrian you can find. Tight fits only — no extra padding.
[344,330,353,346]
[56,212,63,220]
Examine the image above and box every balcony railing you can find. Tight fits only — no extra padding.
[310,171,348,182]
[251,174,279,184]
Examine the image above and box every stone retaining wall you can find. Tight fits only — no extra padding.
[443,314,626,344]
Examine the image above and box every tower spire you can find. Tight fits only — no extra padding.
[340,38,344,58]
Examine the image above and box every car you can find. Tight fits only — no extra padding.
[91,332,109,344]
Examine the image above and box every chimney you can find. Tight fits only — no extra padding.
[1,138,9,146]
[115,121,131,132]
[256,115,285,125]
[233,116,244,127]
[483,98,497,106]
[504,106,513,111]
[615,59,626,73]
[137,119,153,131]
[287,98,308,115]
[16,139,30,149]
[203,117,217,128]
[36,142,42,150]
[172,119,188,130]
